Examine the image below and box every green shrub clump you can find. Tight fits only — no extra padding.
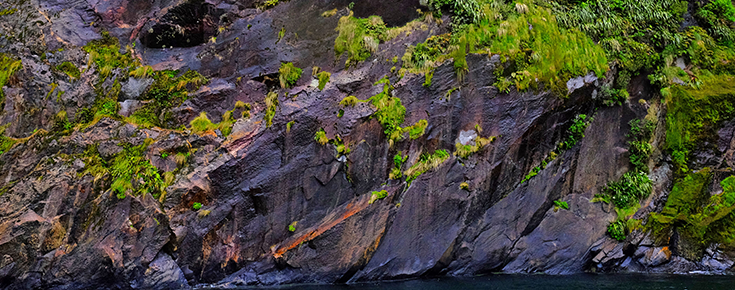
[192,202,203,210]
[314,128,328,145]
[316,71,331,91]
[334,12,389,67]
[369,77,406,144]
[265,91,279,127]
[605,171,653,208]
[369,190,389,204]
[279,62,302,88]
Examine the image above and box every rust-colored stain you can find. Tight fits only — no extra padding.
[271,192,379,258]
[661,246,672,258]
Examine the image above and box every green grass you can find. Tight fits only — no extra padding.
[369,190,389,204]
[389,153,408,180]
[279,62,302,89]
[0,53,21,109]
[189,111,236,136]
[404,149,450,184]
[554,200,569,211]
[265,91,279,127]
[56,62,80,79]
[316,71,331,91]
[406,119,428,140]
[89,139,165,199]
[334,12,388,67]
[454,136,495,158]
[83,31,137,80]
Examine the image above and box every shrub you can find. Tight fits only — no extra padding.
[369,77,406,144]
[316,71,331,91]
[334,12,389,67]
[608,220,627,241]
[605,171,653,209]
[278,62,302,88]
[288,221,297,232]
[369,190,389,204]
[265,91,279,127]
[314,128,328,145]
[192,202,203,210]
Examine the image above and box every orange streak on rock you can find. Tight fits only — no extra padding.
[272,194,374,258]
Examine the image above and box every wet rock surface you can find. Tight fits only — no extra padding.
[1,0,735,289]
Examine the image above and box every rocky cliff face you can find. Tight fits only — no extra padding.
[1,0,734,289]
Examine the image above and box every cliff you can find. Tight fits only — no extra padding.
[1,0,735,289]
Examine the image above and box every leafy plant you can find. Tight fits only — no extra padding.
[316,71,331,91]
[369,190,389,204]
[608,220,627,241]
[265,91,279,127]
[193,202,203,210]
[279,62,302,88]
[554,200,570,211]
[314,128,328,145]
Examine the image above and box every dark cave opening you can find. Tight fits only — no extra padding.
[351,0,421,27]
[139,0,226,48]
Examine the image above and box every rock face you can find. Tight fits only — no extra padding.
[1,0,734,289]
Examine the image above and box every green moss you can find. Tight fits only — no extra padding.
[404,149,450,184]
[666,75,735,173]
[316,71,331,91]
[56,62,80,79]
[279,62,302,88]
[340,95,361,107]
[193,202,203,210]
[644,169,735,250]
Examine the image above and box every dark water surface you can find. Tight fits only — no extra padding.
[217,274,735,290]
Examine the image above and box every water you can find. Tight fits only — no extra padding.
[225,274,735,290]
